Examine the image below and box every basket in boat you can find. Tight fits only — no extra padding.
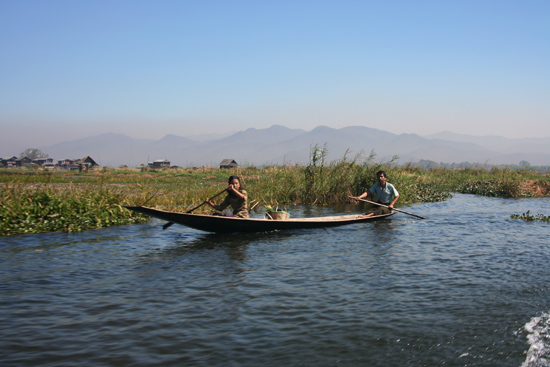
[266,211,290,220]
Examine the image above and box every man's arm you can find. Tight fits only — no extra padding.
[389,195,399,208]
[355,190,371,200]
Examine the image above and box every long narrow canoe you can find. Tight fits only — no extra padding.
[125,206,394,234]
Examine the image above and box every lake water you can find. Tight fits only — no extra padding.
[1,194,549,367]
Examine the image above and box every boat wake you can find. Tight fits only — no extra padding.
[522,311,550,367]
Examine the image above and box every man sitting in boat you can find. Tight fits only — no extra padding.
[205,176,249,218]
[352,170,399,218]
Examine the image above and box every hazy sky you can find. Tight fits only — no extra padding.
[1,0,549,155]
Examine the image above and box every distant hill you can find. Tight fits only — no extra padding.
[424,131,550,165]
[32,126,550,167]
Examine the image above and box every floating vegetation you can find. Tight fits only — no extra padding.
[404,183,451,202]
[456,179,521,198]
[0,182,147,236]
[511,211,550,222]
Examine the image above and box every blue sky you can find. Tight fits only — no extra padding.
[1,0,549,154]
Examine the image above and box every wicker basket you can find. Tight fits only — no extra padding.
[266,211,290,220]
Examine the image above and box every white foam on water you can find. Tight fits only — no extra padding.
[522,312,550,367]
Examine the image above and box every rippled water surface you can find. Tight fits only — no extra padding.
[1,194,549,366]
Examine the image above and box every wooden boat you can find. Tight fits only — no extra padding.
[125,206,394,234]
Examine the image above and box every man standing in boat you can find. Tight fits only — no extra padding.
[352,170,399,218]
[205,176,249,218]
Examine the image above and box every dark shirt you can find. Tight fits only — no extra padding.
[219,189,249,218]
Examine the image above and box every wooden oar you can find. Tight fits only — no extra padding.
[350,196,427,219]
[163,189,227,230]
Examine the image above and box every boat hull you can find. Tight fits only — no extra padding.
[125,206,394,233]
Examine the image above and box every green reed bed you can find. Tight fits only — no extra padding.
[1,160,549,236]
[242,148,399,207]
[405,166,550,198]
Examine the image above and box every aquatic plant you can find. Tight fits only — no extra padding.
[511,210,550,222]
[0,182,147,236]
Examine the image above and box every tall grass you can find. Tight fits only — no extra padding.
[246,146,403,206]
[1,152,549,236]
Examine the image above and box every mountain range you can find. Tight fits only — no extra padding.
[34,125,550,168]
